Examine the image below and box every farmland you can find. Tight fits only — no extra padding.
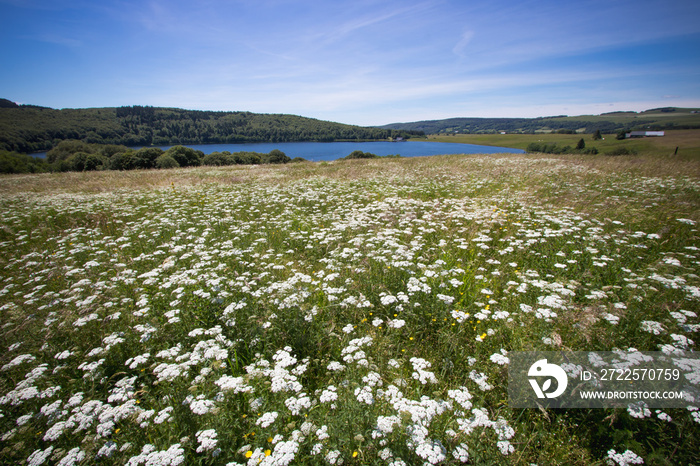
[1,152,699,465]
[428,129,700,158]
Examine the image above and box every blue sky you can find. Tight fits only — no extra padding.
[2,0,699,126]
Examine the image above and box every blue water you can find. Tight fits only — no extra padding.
[31,140,523,161]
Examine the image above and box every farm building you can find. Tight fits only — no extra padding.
[625,131,665,138]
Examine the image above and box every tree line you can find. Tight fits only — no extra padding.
[380,109,700,135]
[0,102,423,154]
[0,141,300,174]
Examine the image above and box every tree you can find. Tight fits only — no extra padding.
[109,151,137,170]
[164,145,202,167]
[202,152,228,166]
[84,154,108,171]
[266,149,290,164]
[133,147,164,169]
[155,154,179,169]
[46,140,94,163]
[576,138,585,150]
[0,150,48,174]
[592,130,602,140]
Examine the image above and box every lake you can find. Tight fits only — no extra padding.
[32,140,523,161]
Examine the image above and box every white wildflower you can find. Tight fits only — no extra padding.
[606,448,644,465]
[640,321,664,335]
[196,429,218,453]
[256,411,278,428]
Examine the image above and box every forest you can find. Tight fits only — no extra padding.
[0,100,423,154]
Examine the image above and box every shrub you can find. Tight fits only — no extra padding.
[133,147,165,169]
[64,152,90,171]
[264,149,291,164]
[0,151,49,174]
[99,144,131,158]
[344,150,378,159]
[109,151,138,170]
[236,152,262,164]
[46,140,95,163]
[527,142,598,155]
[164,145,203,167]
[155,154,180,169]
[84,153,109,171]
[202,152,228,166]
[605,147,637,156]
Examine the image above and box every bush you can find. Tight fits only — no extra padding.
[84,153,109,171]
[526,143,571,154]
[133,147,164,169]
[64,152,90,171]
[99,144,131,158]
[202,152,228,166]
[605,147,637,156]
[0,151,49,174]
[236,152,262,164]
[46,140,95,163]
[164,146,203,167]
[527,142,598,155]
[344,150,378,159]
[264,149,290,164]
[109,151,138,170]
[155,154,180,169]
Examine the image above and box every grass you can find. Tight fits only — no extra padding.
[0,153,698,465]
[428,129,700,157]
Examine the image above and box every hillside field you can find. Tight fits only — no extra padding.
[0,153,699,465]
[382,108,700,136]
[428,129,700,158]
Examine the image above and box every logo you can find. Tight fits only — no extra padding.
[528,358,568,399]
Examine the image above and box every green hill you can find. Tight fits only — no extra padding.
[381,107,700,135]
[0,102,422,154]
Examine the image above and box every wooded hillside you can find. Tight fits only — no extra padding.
[0,102,423,153]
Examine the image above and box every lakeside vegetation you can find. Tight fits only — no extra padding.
[342,150,401,160]
[3,129,699,175]
[0,142,299,174]
[0,153,698,465]
[0,100,423,154]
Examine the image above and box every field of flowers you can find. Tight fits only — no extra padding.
[0,153,698,465]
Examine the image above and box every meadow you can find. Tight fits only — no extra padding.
[428,129,700,158]
[0,152,698,465]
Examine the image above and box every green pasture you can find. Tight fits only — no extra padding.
[429,129,700,157]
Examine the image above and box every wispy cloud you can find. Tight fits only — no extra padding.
[32,33,82,47]
[452,30,475,58]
